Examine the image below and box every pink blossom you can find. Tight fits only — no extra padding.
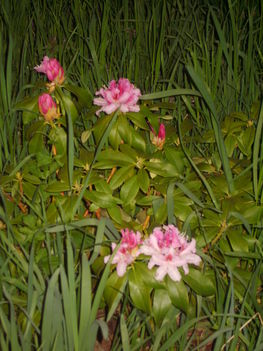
[152,123,166,149]
[38,93,58,122]
[140,225,201,282]
[93,78,141,116]
[104,228,142,277]
[35,56,64,84]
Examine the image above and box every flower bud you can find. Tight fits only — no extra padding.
[158,123,166,140]
[38,93,59,122]
[152,123,166,149]
[35,56,64,84]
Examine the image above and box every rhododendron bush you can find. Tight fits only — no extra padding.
[11,56,219,319]
[4,51,260,349]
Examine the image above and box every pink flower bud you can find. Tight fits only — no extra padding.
[35,56,64,84]
[38,93,58,122]
[152,123,166,149]
[158,123,166,140]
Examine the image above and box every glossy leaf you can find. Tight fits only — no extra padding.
[95,149,135,168]
[84,190,122,208]
[152,289,171,326]
[109,166,135,190]
[120,175,139,203]
[131,130,146,152]
[166,277,189,314]
[15,95,39,125]
[126,111,149,129]
[183,268,215,296]
[63,84,92,109]
[145,159,179,178]
[129,266,152,314]
[137,168,149,193]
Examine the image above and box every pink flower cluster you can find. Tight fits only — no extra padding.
[140,225,201,281]
[34,56,64,84]
[104,229,142,277]
[105,225,201,281]
[93,78,141,116]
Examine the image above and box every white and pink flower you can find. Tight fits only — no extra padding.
[104,228,142,277]
[140,225,201,282]
[93,78,141,116]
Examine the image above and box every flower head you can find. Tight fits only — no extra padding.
[93,78,141,116]
[38,93,59,122]
[152,123,166,150]
[35,56,64,84]
[140,225,201,282]
[104,228,142,277]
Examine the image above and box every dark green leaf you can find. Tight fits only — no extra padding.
[153,289,171,326]
[137,169,149,193]
[129,267,152,314]
[120,175,139,203]
[166,277,189,313]
[183,268,215,296]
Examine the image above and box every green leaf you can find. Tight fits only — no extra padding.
[15,95,39,125]
[63,84,92,109]
[165,148,185,173]
[119,144,138,161]
[109,120,122,149]
[134,262,164,289]
[104,272,127,322]
[95,179,112,194]
[137,168,149,193]
[225,135,237,157]
[107,205,123,225]
[117,115,133,145]
[129,266,152,314]
[95,149,135,168]
[153,289,172,326]
[126,111,149,129]
[131,130,146,152]
[49,126,67,156]
[79,254,92,350]
[120,314,130,351]
[84,190,122,208]
[59,92,79,124]
[136,195,161,206]
[140,88,201,100]
[154,201,168,224]
[93,114,112,143]
[120,175,139,203]
[183,268,215,296]
[46,181,70,193]
[145,159,179,178]
[28,133,45,154]
[23,173,41,185]
[226,229,249,252]
[166,277,189,314]
[109,166,135,190]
